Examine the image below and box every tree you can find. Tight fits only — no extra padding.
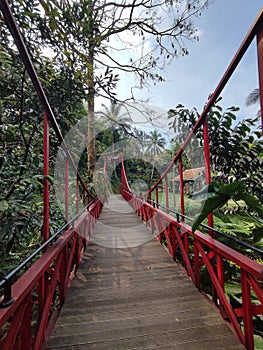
[168,99,263,200]
[246,88,261,118]
[146,130,166,156]
[100,101,133,148]
[168,101,263,257]
[0,9,89,274]
[146,129,166,180]
[168,105,204,168]
[4,0,211,176]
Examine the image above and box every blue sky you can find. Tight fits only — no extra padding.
[114,1,262,122]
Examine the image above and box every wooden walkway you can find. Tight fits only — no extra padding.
[47,195,245,350]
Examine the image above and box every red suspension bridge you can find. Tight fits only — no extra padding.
[0,1,263,349]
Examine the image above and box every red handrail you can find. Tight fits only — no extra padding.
[146,8,263,198]
[0,200,103,349]
[120,8,263,350]
[0,1,102,348]
[122,188,263,350]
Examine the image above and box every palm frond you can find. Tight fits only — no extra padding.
[246,88,260,106]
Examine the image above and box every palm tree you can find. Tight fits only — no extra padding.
[100,101,132,180]
[246,88,261,117]
[146,130,166,181]
[101,102,132,147]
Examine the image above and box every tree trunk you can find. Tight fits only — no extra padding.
[87,47,96,177]
[87,96,96,176]
[151,161,155,182]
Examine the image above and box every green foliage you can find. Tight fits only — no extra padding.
[17,0,211,97]
[168,98,263,199]
[0,3,90,276]
[145,130,166,156]
[5,0,211,175]
[168,98,263,266]
[213,211,263,251]
[192,181,263,233]
[122,159,153,187]
[246,88,261,118]
[89,170,111,201]
[168,105,203,167]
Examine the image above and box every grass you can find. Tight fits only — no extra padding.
[255,336,263,349]
[150,191,203,218]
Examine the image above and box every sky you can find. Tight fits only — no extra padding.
[109,0,262,126]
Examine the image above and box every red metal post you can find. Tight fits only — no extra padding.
[217,255,225,291]
[38,275,45,325]
[173,162,176,207]
[76,180,79,214]
[165,175,169,213]
[194,240,201,290]
[21,294,32,349]
[241,270,254,350]
[203,117,214,235]
[204,117,217,303]
[83,190,86,206]
[179,157,185,217]
[257,18,263,132]
[148,191,152,202]
[217,254,225,312]
[43,112,49,242]
[64,157,69,222]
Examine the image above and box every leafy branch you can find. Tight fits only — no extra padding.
[192,181,263,233]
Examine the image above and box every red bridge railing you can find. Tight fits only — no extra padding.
[0,200,102,349]
[121,185,263,350]
[0,1,103,349]
[121,8,263,350]
[145,8,263,223]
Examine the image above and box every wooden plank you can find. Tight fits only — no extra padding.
[47,195,245,350]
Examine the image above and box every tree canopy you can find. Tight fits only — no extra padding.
[0,0,212,272]
[168,99,263,200]
[2,0,211,174]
